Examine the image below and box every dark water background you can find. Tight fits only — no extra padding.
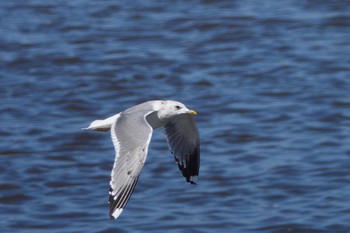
[1,1,350,232]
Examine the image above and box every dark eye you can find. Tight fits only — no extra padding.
[175,105,181,110]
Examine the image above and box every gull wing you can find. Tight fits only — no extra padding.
[164,114,200,184]
[109,111,153,219]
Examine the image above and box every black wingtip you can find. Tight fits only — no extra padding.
[108,177,139,219]
[175,146,200,184]
[185,176,197,185]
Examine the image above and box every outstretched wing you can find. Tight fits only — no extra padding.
[164,114,200,184]
[109,111,153,219]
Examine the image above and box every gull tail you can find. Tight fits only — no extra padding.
[82,114,119,131]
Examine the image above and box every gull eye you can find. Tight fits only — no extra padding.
[175,105,181,110]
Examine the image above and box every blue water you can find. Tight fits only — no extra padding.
[1,1,350,232]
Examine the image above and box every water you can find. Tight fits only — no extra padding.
[1,1,350,232]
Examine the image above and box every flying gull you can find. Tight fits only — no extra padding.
[84,100,200,219]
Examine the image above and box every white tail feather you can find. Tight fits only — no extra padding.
[83,114,120,131]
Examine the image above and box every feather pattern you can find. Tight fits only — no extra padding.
[164,114,200,184]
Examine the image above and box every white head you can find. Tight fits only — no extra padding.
[156,100,197,121]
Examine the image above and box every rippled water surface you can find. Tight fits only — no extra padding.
[1,1,350,232]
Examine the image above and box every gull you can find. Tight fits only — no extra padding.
[84,100,200,219]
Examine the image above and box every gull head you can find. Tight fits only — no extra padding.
[157,100,197,121]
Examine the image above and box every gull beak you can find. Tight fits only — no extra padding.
[186,110,197,115]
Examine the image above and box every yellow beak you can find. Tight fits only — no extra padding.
[186,110,197,115]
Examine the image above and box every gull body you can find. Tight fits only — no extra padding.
[84,100,200,219]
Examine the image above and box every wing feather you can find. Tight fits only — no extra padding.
[109,112,153,219]
[164,114,200,184]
